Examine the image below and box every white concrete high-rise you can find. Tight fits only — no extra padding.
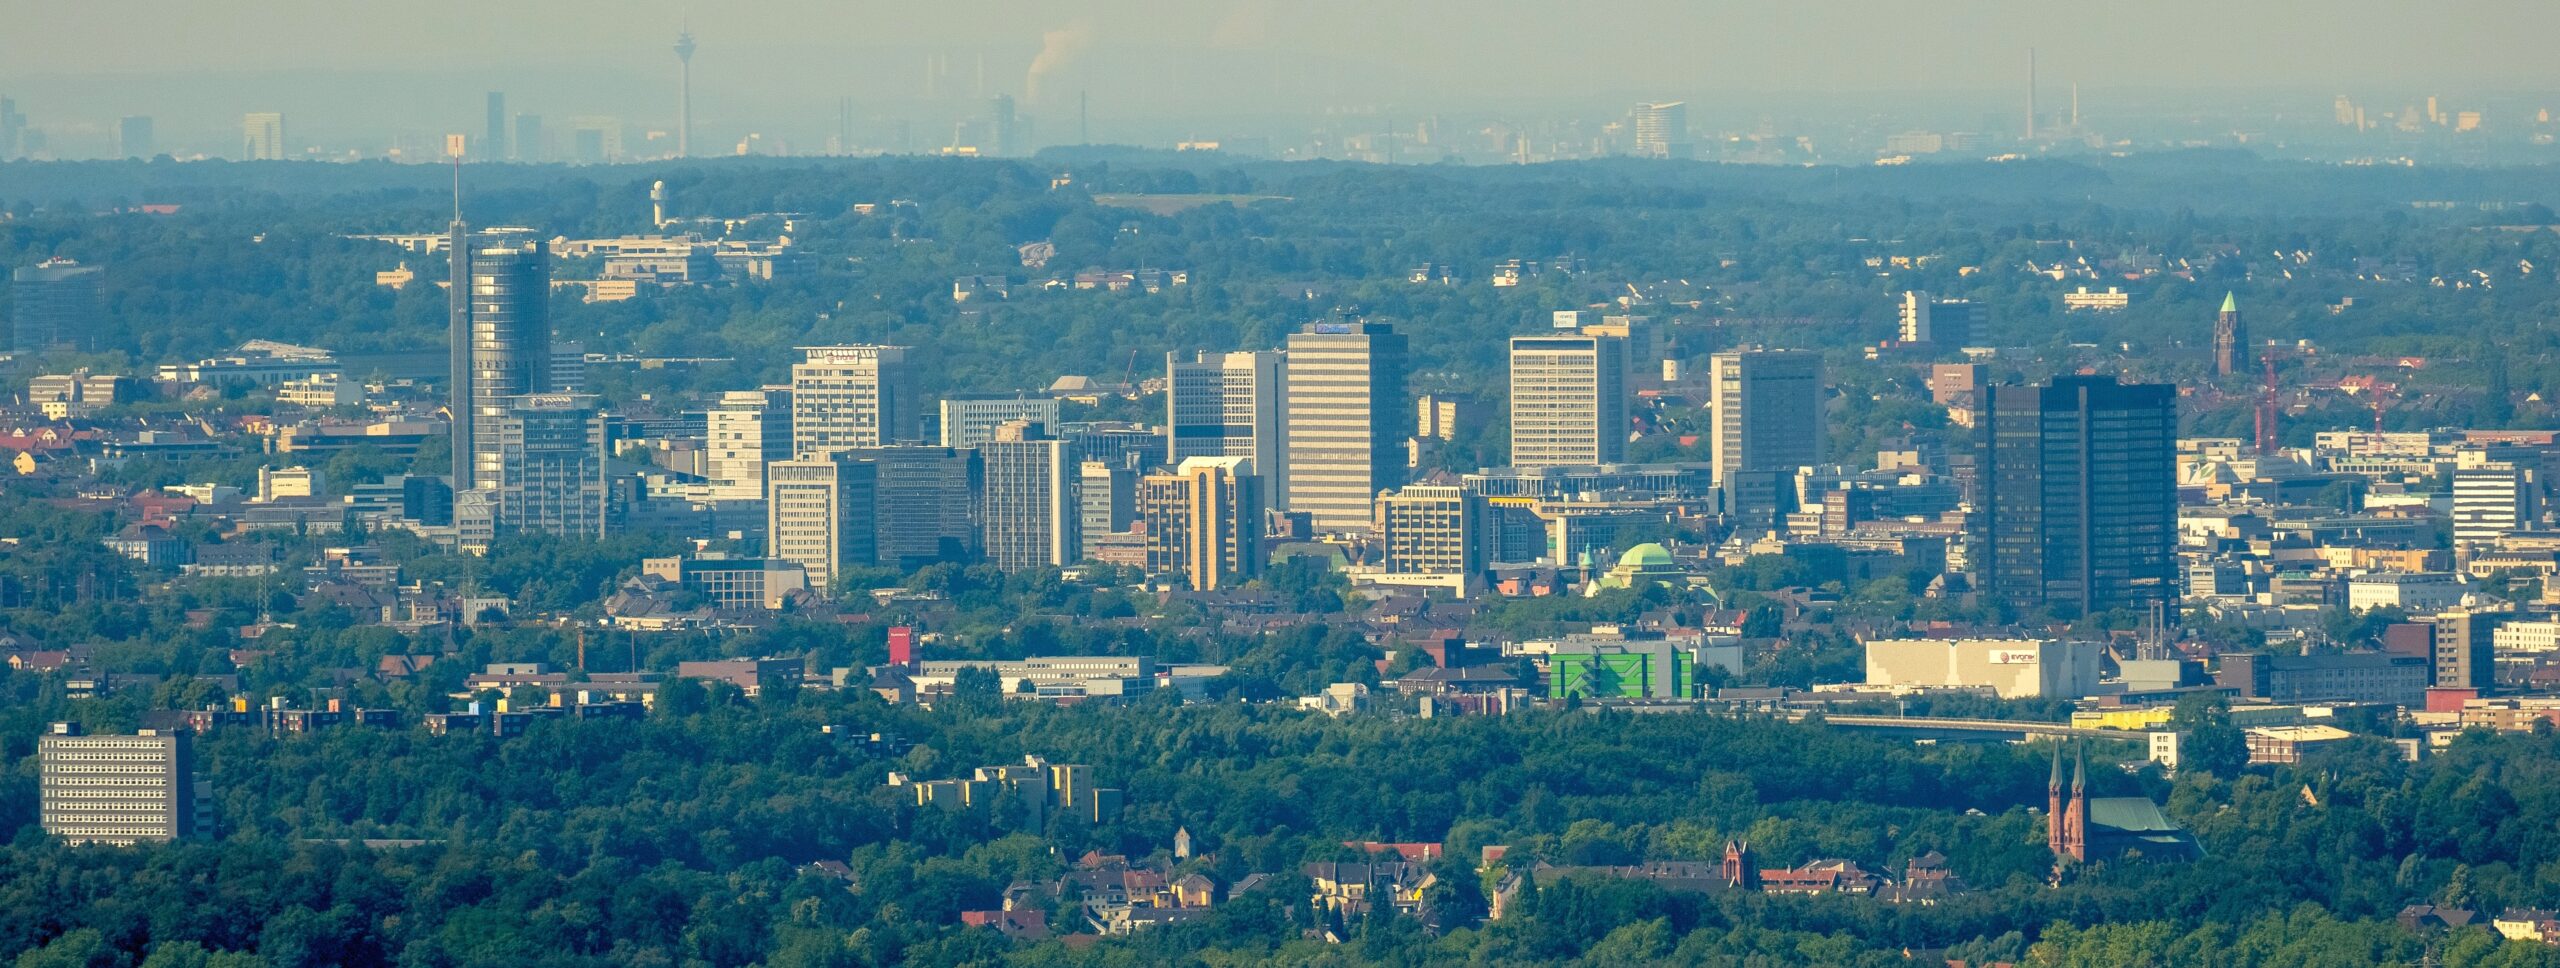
[937,394,1060,449]
[790,345,920,458]
[1509,333,1627,467]
[705,387,792,501]
[766,455,877,594]
[40,722,202,846]
[1280,319,1407,532]
[979,421,1077,571]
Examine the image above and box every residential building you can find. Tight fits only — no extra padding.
[938,394,1060,449]
[791,345,921,457]
[1167,350,1283,506]
[1973,376,2178,616]
[980,421,1077,571]
[1139,457,1263,590]
[492,394,609,540]
[39,723,202,846]
[1281,319,1408,531]
[11,258,103,352]
[1509,333,1627,467]
[1710,349,1824,527]
[1861,637,2104,700]
[1898,291,1983,347]
[2062,286,2131,312]
[2434,607,2507,691]
[703,387,792,501]
[766,456,878,593]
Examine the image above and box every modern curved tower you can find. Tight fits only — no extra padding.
[673,29,696,158]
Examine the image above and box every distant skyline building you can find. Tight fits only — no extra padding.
[1280,318,1409,532]
[1973,375,2178,617]
[450,231,552,492]
[2213,291,2248,377]
[115,116,153,159]
[790,345,921,458]
[0,97,22,159]
[1710,349,1825,527]
[11,258,104,352]
[846,444,982,570]
[674,29,696,158]
[1140,456,1262,591]
[485,92,507,161]
[241,111,284,160]
[1167,349,1283,505]
[513,113,544,162]
[1632,101,1688,159]
[1509,332,1627,467]
[1899,291,1984,348]
[979,420,1078,571]
[491,393,609,540]
[40,722,202,846]
[766,454,878,593]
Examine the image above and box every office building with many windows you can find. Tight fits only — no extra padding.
[1280,319,1407,532]
[1972,375,2178,616]
[791,345,921,458]
[40,723,202,846]
[1509,333,1627,467]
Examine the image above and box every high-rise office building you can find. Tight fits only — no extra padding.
[2432,607,2506,691]
[979,421,1077,571]
[485,92,507,160]
[1899,291,1985,348]
[1631,101,1689,159]
[2213,292,2248,377]
[513,113,544,162]
[845,444,982,569]
[115,116,153,159]
[766,455,878,593]
[1509,333,1627,467]
[40,722,202,846]
[937,394,1059,449]
[791,345,920,458]
[2452,464,2538,552]
[1281,318,1408,532]
[987,94,1018,156]
[1078,460,1138,561]
[1972,375,2178,616]
[492,393,608,539]
[10,258,103,352]
[242,112,285,160]
[1710,349,1825,527]
[1376,483,1485,581]
[450,232,552,492]
[1139,457,1263,591]
[0,97,22,159]
[1580,314,1661,391]
[1167,349,1283,503]
[705,387,793,501]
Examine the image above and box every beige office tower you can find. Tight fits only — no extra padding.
[1711,349,1825,526]
[1280,320,1407,532]
[1139,457,1263,591]
[1509,333,1627,467]
[979,421,1077,571]
[766,456,877,594]
[1167,349,1283,504]
[706,386,793,501]
[1376,483,1484,577]
[40,723,203,845]
[790,345,921,457]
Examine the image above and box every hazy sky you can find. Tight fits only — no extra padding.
[4,0,2555,154]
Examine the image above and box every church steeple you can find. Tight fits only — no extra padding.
[2213,292,2248,377]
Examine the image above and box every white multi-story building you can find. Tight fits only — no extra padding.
[1167,350,1283,505]
[1509,333,1626,468]
[937,395,1060,450]
[704,387,792,501]
[2453,464,2539,552]
[979,421,1076,571]
[40,723,204,846]
[1280,320,1407,532]
[765,455,876,594]
[790,345,919,458]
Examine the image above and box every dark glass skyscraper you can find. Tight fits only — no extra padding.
[1973,375,2177,617]
[10,259,103,352]
[449,229,551,492]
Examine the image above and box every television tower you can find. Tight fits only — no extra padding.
[674,28,697,158]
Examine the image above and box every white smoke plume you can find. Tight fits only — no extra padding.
[1025,22,1094,103]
